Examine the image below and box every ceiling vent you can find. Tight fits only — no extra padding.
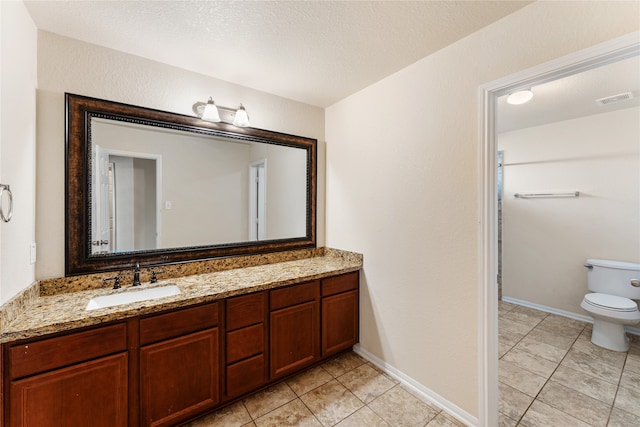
[595,92,634,105]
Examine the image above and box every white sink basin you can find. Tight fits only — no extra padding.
[86,284,181,311]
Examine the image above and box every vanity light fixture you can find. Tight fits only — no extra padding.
[506,89,534,105]
[192,97,251,127]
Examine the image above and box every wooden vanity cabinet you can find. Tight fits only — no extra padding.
[224,291,267,399]
[138,303,220,427]
[4,323,128,427]
[2,270,359,427]
[321,272,359,357]
[269,281,321,379]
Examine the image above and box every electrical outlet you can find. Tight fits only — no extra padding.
[30,243,37,264]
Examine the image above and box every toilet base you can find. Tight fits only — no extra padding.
[591,319,630,352]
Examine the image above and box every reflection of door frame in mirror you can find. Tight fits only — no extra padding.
[95,148,162,253]
[478,32,639,427]
[249,159,267,241]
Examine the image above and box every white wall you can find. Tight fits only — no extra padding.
[35,31,325,279]
[325,1,640,418]
[0,1,37,304]
[500,107,640,314]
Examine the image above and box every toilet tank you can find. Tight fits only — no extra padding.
[586,259,640,299]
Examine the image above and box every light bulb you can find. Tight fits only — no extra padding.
[233,104,250,127]
[201,97,221,122]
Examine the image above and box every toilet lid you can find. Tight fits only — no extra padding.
[584,293,639,312]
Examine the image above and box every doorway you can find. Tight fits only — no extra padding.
[478,33,640,427]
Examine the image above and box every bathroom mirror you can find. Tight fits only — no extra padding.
[66,93,316,275]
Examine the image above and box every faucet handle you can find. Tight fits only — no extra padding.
[104,276,121,289]
[150,269,164,283]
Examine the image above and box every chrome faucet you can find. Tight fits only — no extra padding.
[132,263,141,287]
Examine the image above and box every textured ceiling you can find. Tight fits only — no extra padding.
[24,0,530,107]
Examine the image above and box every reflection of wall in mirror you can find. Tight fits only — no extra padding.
[92,119,309,249]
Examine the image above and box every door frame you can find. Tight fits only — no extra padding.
[477,31,639,427]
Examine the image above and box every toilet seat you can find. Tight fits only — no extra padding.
[583,293,638,312]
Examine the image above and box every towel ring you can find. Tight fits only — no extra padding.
[0,184,13,223]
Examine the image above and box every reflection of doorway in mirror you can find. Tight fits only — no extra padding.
[93,148,162,253]
[249,160,267,241]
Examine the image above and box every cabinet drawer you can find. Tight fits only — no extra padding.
[226,354,265,398]
[226,324,264,364]
[270,281,319,311]
[226,292,265,331]
[321,272,359,297]
[9,323,127,379]
[140,303,218,345]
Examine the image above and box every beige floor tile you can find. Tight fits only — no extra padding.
[498,328,525,348]
[253,399,322,427]
[512,336,567,364]
[619,367,640,393]
[538,314,587,332]
[498,382,534,421]
[550,365,617,405]
[183,401,251,427]
[501,347,558,378]
[286,366,334,396]
[368,385,440,427]
[498,300,518,314]
[334,406,390,427]
[322,352,367,377]
[526,327,577,351]
[624,351,640,374]
[300,379,364,426]
[613,385,640,417]
[499,317,535,335]
[535,320,583,341]
[519,400,591,427]
[337,363,396,403]
[501,309,545,328]
[571,338,628,368]
[424,411,466,426]
[499,342,513,359]
[537,380,610,427]
[561,347,623,384]
[498,360,548,397]
[242,422,257,427]
[498,412,519,427]
[242,382,297,419]
[608,407,640,427]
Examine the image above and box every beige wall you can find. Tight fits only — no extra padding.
[0,1,37,304]
[500,106,640,314]
[35,31,325,279]
[325,1,640,418]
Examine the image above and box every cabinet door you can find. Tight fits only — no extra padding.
[322,290,359,356]
[270,301,319,379]
[140,328,219,427]
[9,353,128,427]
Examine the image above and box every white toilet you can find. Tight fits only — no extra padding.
[581,259,640,351]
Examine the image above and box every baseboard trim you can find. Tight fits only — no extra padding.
[353,344,478,427]
[501,296,640,336]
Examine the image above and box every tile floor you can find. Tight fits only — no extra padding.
[184,351,466,427]
[499,300,640,426]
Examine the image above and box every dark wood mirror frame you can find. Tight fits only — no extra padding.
[65,93,316,276]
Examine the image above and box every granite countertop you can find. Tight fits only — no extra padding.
[1,250,362,344]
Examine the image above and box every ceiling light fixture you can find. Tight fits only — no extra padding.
[506,89,533,105]
[192,98,251,127]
